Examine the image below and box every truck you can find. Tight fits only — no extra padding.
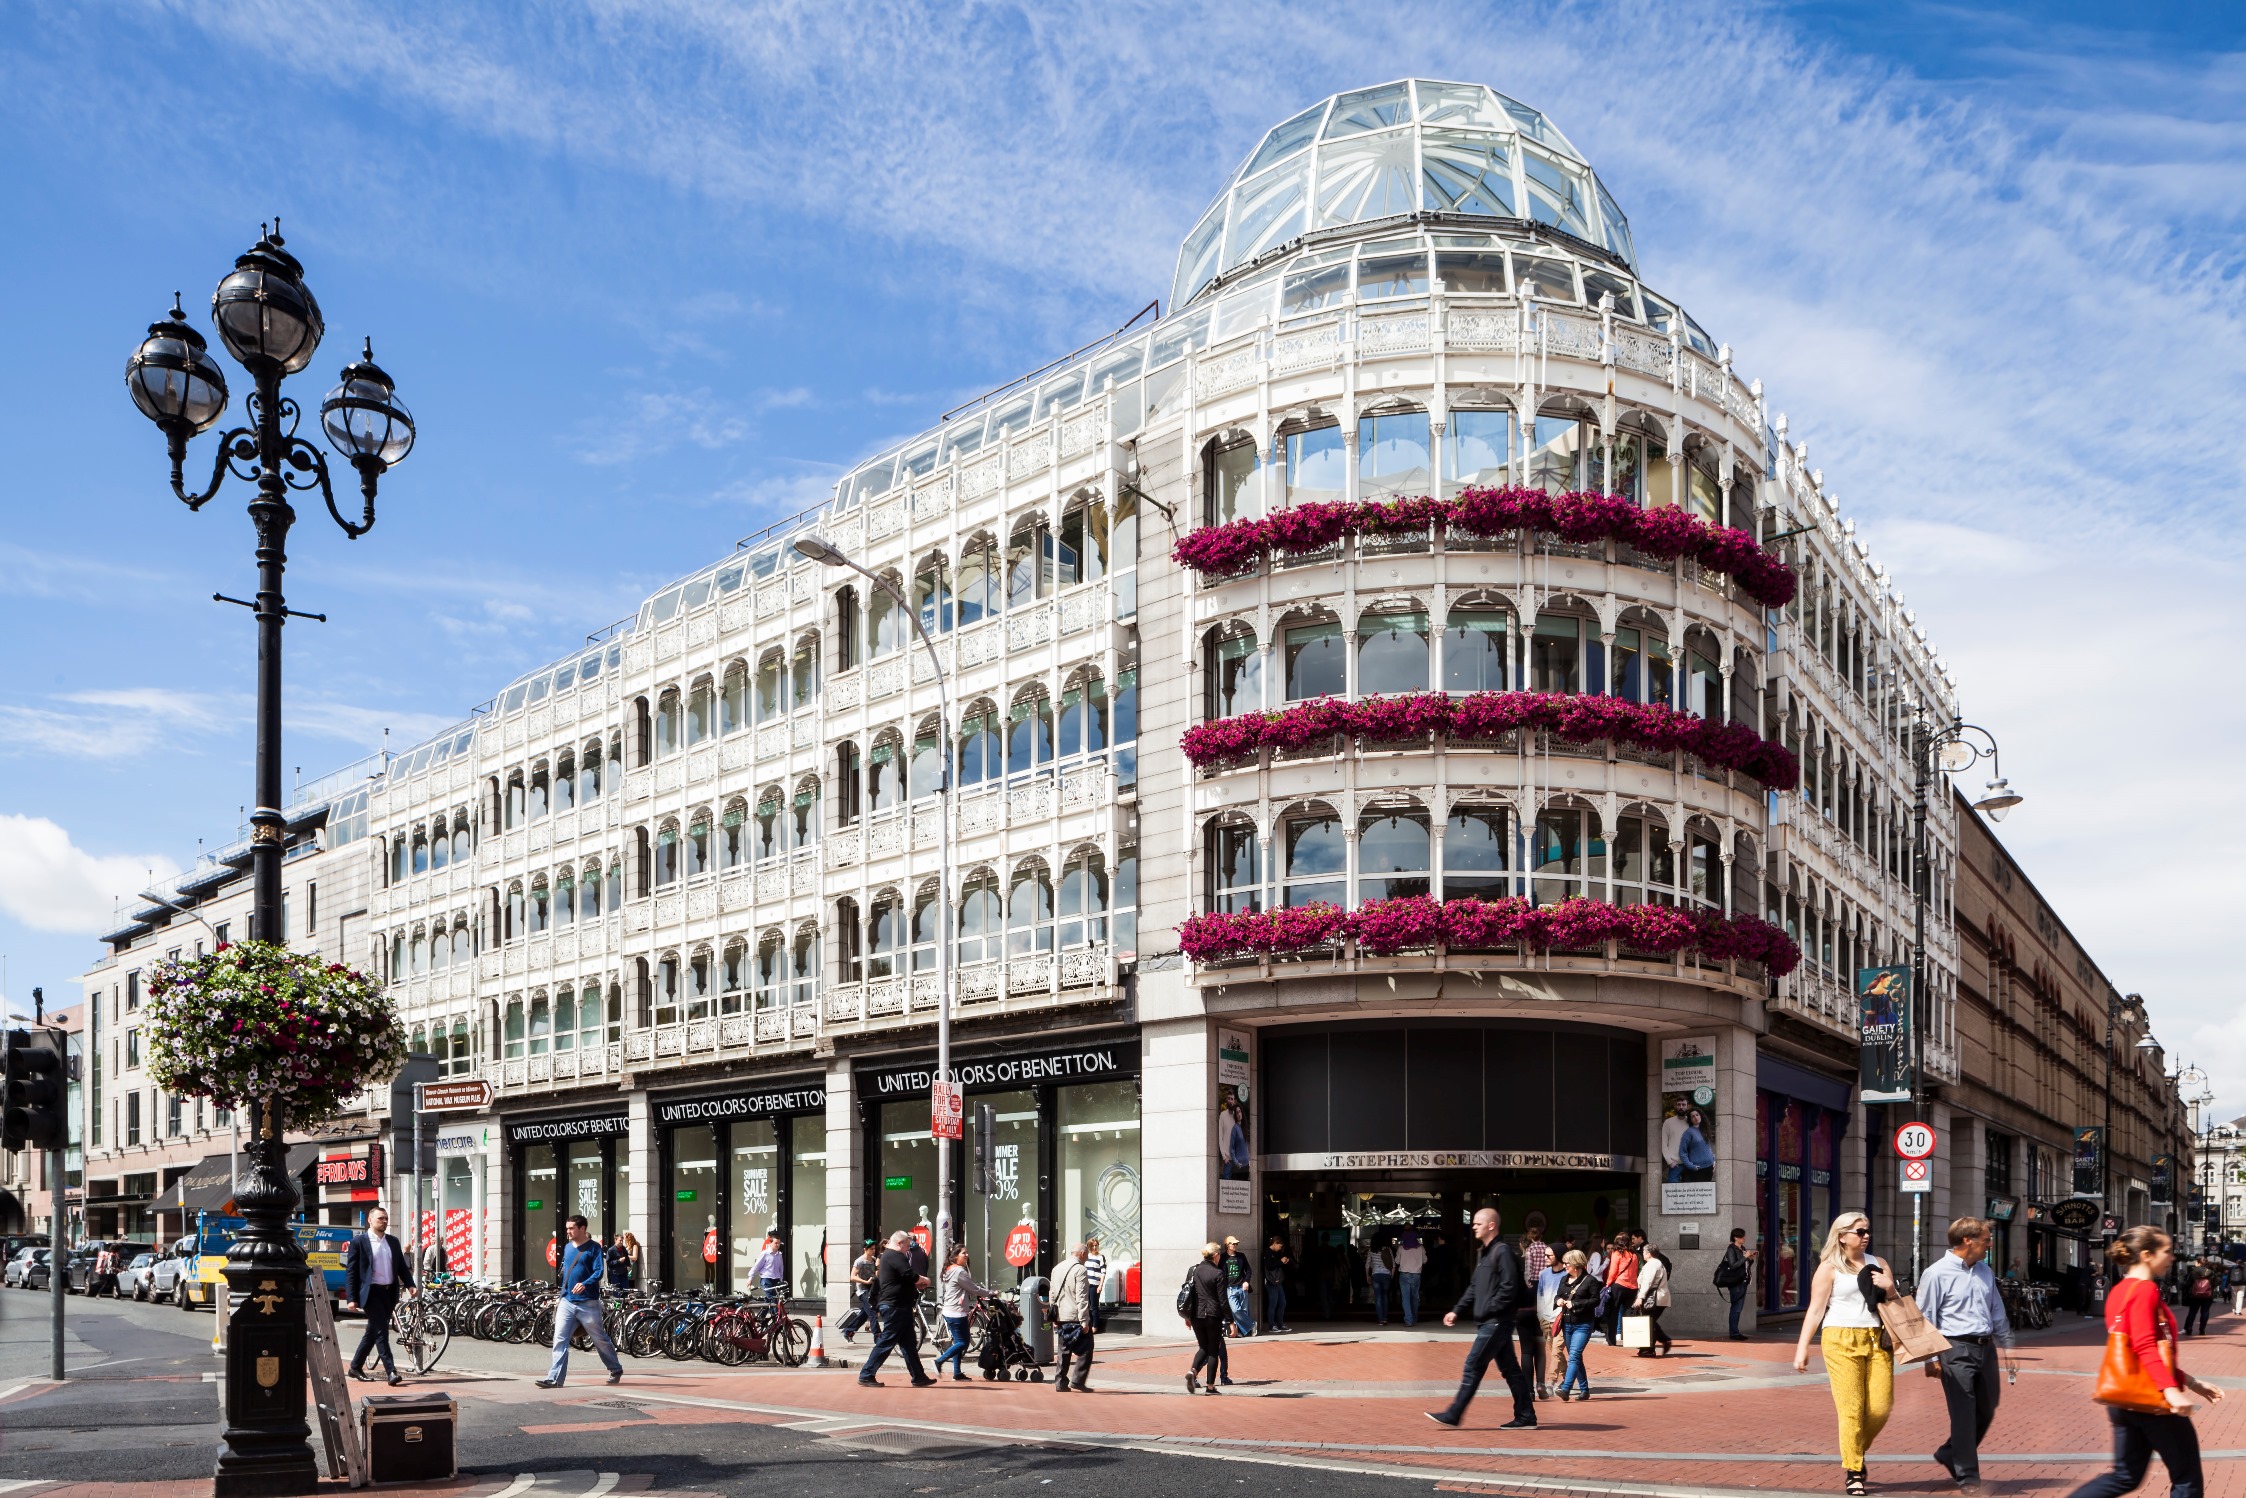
[174,1212,355,1311]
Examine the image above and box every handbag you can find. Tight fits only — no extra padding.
[2094,1303,2178,1414]
[1620,1313,1654,1349]
[1874,1295,1953,1366]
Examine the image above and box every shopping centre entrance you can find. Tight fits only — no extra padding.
[1262,1166,1640,1320]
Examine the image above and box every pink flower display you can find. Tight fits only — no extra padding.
[1168,485,1799,608]
[1183,690,1799,790]
[1177,896,1802,974]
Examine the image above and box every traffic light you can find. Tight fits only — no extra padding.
[1,1027,66,1152]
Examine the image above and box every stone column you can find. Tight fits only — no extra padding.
[824,1058,862,1325]
[627,1088,656,1260]
[1143,1013,1224,1326]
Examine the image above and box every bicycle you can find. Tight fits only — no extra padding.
[391,1292,452,1375]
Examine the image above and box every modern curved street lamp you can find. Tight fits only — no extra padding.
[125,222,412,1497]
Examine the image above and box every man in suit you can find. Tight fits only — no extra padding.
[342,1206,414,1385]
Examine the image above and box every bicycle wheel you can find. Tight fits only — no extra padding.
[409,1307,451,1373]
[621,1309,661,1358]
[771,1317,810,1368]
[662,1314,702,1360]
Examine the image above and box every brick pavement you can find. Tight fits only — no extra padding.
[8,1308,2243,1498]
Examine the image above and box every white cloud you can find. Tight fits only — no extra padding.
[0,816,179,935]
[0,686,228,759]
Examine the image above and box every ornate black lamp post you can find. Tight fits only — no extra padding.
[125,222,413,1497]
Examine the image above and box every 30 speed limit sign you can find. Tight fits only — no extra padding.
[1894,1122,1938,1160]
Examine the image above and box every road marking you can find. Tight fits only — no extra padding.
[0,1481,52,1494]
[584,1475,621,1498]
[488,1478,536,1498]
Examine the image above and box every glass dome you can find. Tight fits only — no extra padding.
[1172,78,1636,311]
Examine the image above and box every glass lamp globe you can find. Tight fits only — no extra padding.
[210,228,324,374]
[125,302,229,434]
[320,341,415,469]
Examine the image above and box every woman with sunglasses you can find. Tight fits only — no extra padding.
[1793,1212,1896,1495]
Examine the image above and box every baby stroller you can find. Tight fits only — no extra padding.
[973,1293,1042,1381]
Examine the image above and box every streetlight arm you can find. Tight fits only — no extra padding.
[168,427,255,511]
[279,435,376,539]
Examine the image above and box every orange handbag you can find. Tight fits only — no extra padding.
[2093,1299,2177,1414]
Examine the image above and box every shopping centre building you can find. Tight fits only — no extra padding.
[79,79,2190,1334]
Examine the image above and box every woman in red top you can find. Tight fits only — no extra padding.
[1601,1237,1641,1347]
[2067,1226,2223,1498]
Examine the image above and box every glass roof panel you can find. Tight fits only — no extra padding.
[1173,199,1226,309]
[1421,128,1515,217]
[1315,128,1417,227]
[1596,177,1635,265]
[1522,148,1592,240]
[1495,92,1571,155]
[1222,160,1307,272]
[1243,102,1326,177]
[1323,82,1412,139]
[1417,81,1507,131]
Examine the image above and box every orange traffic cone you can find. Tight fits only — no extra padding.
[808,1315,830,1369]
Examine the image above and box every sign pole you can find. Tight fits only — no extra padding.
[49,1145,65,1382]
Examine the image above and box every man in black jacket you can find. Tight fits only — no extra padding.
[857,1231,934,1388]
[1716,1227,1755,1340]
[1428,1205,1535,1430]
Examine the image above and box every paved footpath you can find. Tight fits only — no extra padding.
[7,1305,2246,1497]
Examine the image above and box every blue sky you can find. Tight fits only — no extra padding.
[5,2,2244,1107]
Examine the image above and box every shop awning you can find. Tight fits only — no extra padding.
[168,1144,327,1215]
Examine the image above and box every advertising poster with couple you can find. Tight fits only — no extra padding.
[1659,1036,1718,1214]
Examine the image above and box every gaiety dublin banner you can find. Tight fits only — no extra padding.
[1857,965,1913,1104]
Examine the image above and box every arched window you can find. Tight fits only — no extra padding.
[868,581,905,658]
[834,584,860,671]
[450,1015,474,1076]
[580,865,603,919]
[1284,420,1344,503]
[505,771,526,829]
[909,719,944,799]
[1007,862,1054,955]
[791,777,821,849]
[754,653,782,724]
[1358,803,1431,902]
[553,871,575,927]
[1445,408,1514,489]
[527,993,551,1057]
[528,763,550,820]
[409,929,428,975]
[835,896,862,982]
[1006,690,1054,776]
[915,556,953,635]
[909,883,941,971]
[1008,518,1053,609]
[1442,608,1510,692]
[835,741,862,825]
[1530,612,1601,695]
[721,937,748,1007]
[687,677,714,745]
[1206,815,1263,913]
[1685,635,1724,722]
[453,922,474,965]
[867,733,902,813]
[1204,436,1261,527]
[720,798,748,868]
[429,824,449,871]
[503,998,525,1059]
[654,822,680,887]
[1282,805,1345,907]
[1059,494,1108,585]
[453,817,473,862]
[685,812,711,877]
[790,923,821,1005]
[957,872,1002,963]
[754,792,784,862]
[958,539,1001,625]
[687,948,712,1018]
[410,1022,427,1056]
[790,635,819,710]
[579,743,603,803]
[1058,674,1108,759]
[1441,805,1512,900]
[528,879,551,934]
[552,987,575,1052]
[1357,609,1430,694]
[655,688,682,758]
[721,662,748,735]
[1359,409,1431,501]
[411,831,430,875]
[1059,849,1108,948]
[553,754,576,812]
[1532,804,1599,906]
[1609,621,1673,704]
[1530,413,1586,493]
[1284,615,1345,701]
[505,882,525,942]
[429,921,449,970]
[867,892,905,978]
[957,704,1002,787]
[754,930,785,1008]
[391,836,409,884]
[655,953,681,1025]
[1204,625,1261,718]
[390,931,405,977]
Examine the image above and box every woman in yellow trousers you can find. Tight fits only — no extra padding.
[1793,1211,1896,1495]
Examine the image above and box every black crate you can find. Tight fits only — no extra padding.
[360,1392,456,1484]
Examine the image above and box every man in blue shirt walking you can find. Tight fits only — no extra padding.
[1916,1216,2011,1492]
[536,1214,623,1388]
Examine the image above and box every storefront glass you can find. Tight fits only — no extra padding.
[523,1143,558,1273]
[790,1114,829,1298]
[1057,1080,1141,1297]
[730,1118,779,1286]
[567,1140,606,1239]
[671,1123,719,1290]
[441,1154,476,1276]
[1776,1100,1804,1309]
[965,1089,1041,1287]
[878,1101,937,1246]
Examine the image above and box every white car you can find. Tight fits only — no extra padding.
[3,1247,43,1288]
[151,1238,202,1307]
[121,1252,160,1300]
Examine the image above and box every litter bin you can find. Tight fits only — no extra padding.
[1018,1275,1052,1365]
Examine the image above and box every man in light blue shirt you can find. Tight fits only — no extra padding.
[1916,1216,2011,1492]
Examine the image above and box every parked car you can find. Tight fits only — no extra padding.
[5,1247,48,1288]
[0,1233,50,1267]
[60,1248,100,1294]
[23,1249,59,1292]
[121,1252,160,1301]
[151,1236,200,1306]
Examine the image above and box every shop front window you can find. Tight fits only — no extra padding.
[566,1140,605,1243]
[523,1144,557,1279]
[964,1090,1041,1289]
[1776,1100,1805,1310]
[730,1119,779,1290]
[1059,1081,1141,1305]
[878,1101,938,1247]
[671,1124,719,1290]
[790,1115,829,1298]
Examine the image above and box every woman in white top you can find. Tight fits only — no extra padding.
[1791,1211,1896,1496]
[1631,1243,1675,1357]
[932,1246,981,1382]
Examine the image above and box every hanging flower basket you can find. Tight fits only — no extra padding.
[145,940,407,1126]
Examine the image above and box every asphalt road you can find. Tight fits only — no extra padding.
[0,1289,1430,1495]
